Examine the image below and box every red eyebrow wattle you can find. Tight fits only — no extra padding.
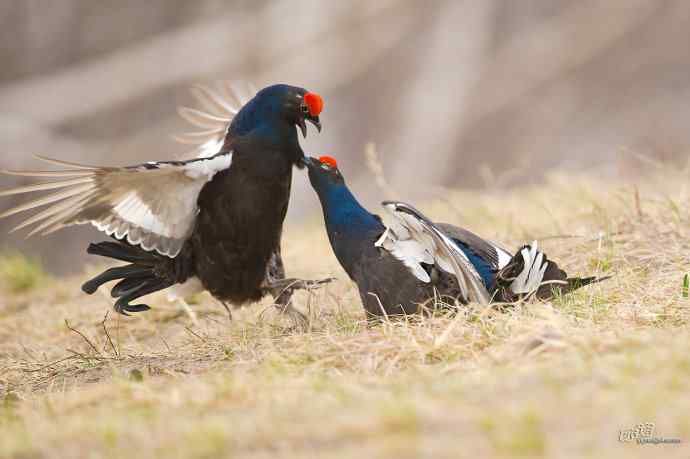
[304,92,324,116]
[318,155,337,168]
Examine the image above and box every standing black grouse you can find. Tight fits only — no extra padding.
[0,84,326,318]
[304,155,605,318]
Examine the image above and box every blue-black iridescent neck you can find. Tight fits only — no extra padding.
[318,183,382,236]
[313,179,385,277]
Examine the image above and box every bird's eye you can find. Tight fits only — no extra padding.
[300,103,310,114]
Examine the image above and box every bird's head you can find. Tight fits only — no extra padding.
[304,155,344,193]
[229,84,323,164]
[304,155,380,236]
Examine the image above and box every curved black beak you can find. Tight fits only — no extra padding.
[307,115,321,133]
[298,115,322,138]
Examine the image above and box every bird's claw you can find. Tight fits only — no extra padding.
[288,277,336,291]
[263,277,334,330]
[265,277,335,296]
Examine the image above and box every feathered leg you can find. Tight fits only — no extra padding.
[261,248,333,328]
[263,248,307,327]
[220,301,233,321]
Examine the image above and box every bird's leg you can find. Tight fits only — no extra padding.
[263,248,333,329]
[263,278,334,329]
[220,301,233,321]
[177,298,199,325]
[263,277,335,314]
[265,277,335,293]
[265,278,309,328]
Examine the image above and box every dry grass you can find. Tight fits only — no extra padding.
[1,167,690,458]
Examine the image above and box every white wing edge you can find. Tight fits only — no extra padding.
[378,202,491,305]
[0,153,233,258]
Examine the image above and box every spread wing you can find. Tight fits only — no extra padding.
[435,223,513,270]
[175,81,254,159]
[377,201,491,305]
[0,153,232,258]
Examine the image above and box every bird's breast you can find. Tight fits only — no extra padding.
[189,155,293,301]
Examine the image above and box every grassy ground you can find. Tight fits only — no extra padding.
[1,166,690,458]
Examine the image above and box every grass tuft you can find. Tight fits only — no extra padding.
[1,170,690,458]
[0,252,47,293]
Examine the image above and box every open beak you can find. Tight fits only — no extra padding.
[298,115,322,138]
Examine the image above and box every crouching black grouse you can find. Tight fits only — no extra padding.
[0,84,327,320]
[304,155,606,318]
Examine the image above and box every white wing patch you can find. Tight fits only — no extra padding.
[0,153,232,258]
[377,202,491,305]
[376,231,433,282]
[110,192,169,237]
[496,244,513,269]
[183,153,232,179]
[510,241,549,294]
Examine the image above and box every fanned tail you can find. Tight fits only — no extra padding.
[175,81,254,158]
[494,241,609,302]
[82,241,190,315]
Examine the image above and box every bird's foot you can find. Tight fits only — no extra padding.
[262,277,333,330]
[263,277,334,311]
[264,277,335,296]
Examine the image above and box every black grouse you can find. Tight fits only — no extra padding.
[0,84,326,319]
[304,155,605,318]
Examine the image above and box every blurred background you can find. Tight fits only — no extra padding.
[1,0,689,273]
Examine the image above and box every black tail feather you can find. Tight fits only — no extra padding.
[111,275,155,298]
[81,264,149,294]
[562,275,611,294]
[82,240,188,315]
[86,241,159,265]
[113,278,173,315]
